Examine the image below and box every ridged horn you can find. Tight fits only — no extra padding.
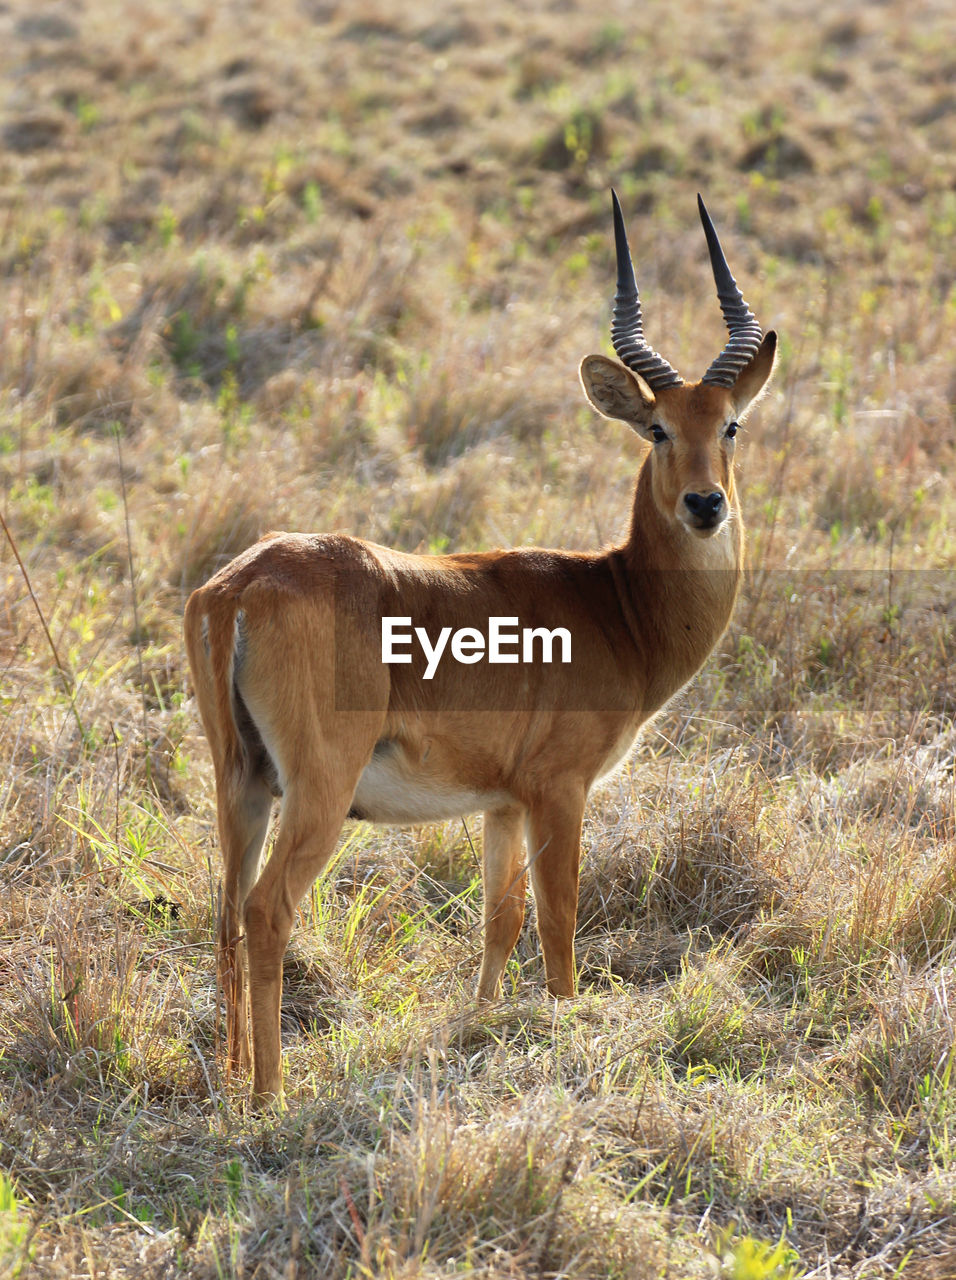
[698,193,763,388]
[610,190,683,391]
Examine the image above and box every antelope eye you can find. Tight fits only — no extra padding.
[651,425,669,444]
[725,421,739,439]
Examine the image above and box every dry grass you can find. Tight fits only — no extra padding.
[2,0,956,1275]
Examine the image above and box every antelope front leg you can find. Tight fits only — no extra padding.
[476,803,528,1000]
[527,785,586,998]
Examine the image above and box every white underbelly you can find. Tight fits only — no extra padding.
[350,744,508,825]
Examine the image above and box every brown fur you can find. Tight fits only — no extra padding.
[184,334,777,1103]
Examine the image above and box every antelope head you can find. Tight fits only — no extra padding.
[580,193,777,540]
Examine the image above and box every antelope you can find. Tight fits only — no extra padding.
[184,193,777,1102]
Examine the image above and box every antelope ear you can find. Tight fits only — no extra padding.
[732,331,777,416]
[579,355,656,431]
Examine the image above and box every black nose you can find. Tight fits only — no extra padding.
[683,490,725,526]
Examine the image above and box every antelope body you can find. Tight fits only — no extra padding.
[185,194,777,1102]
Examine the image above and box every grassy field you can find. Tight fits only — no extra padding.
[1,0,955,1274]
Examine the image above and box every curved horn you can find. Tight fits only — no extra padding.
[698,194,763,388]
[610,190,683,391]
